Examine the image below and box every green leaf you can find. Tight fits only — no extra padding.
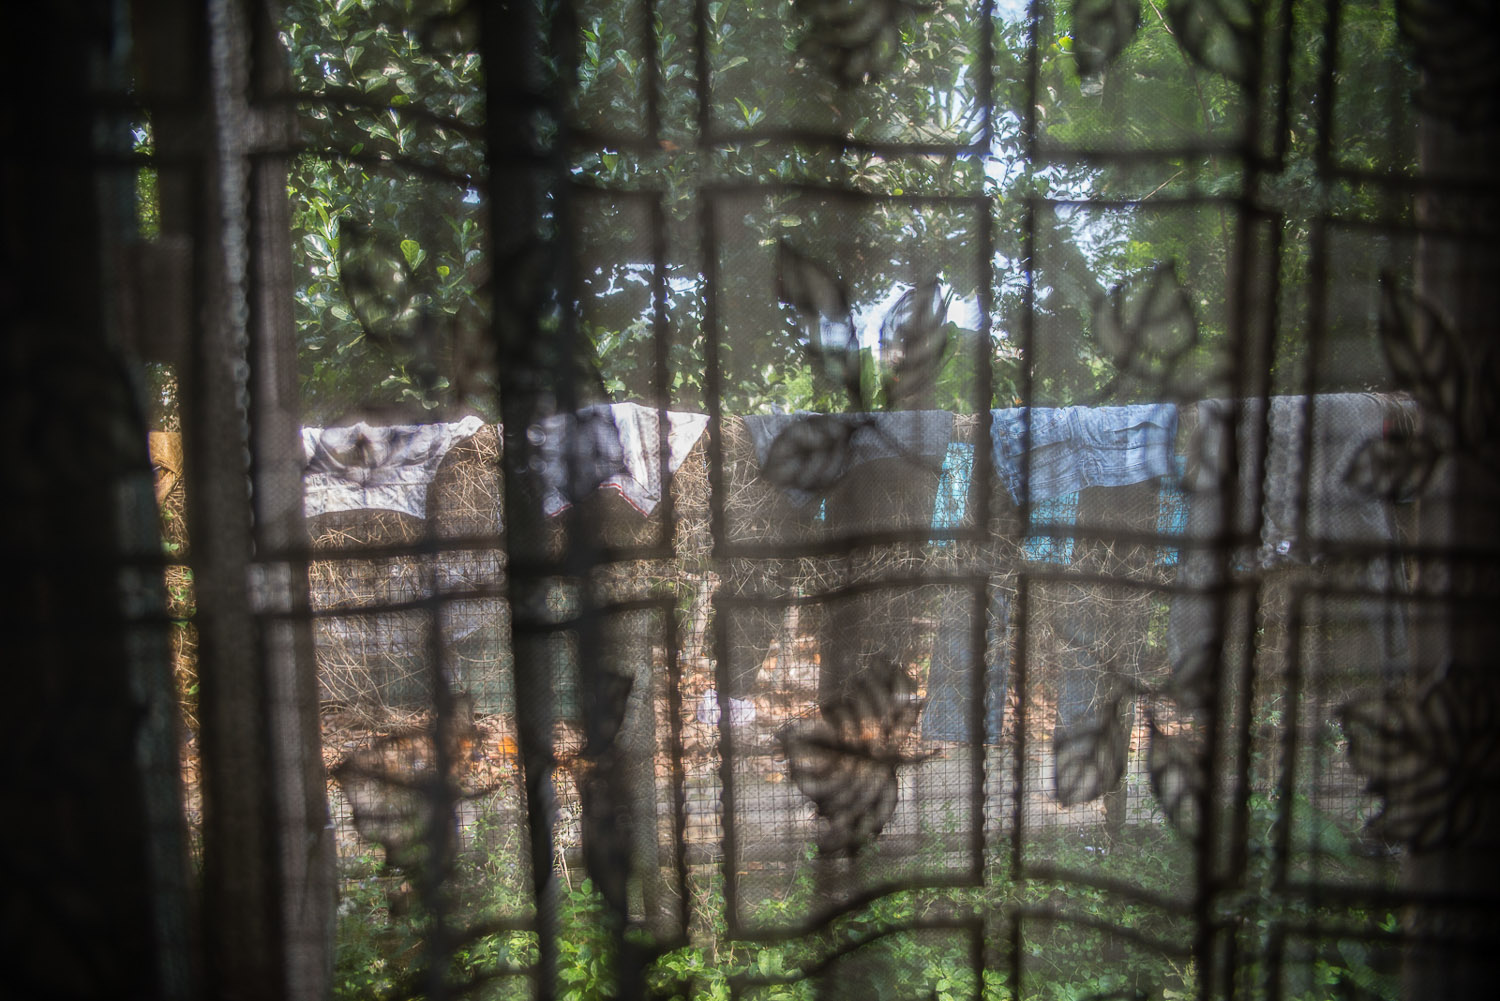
[399,238,425,269]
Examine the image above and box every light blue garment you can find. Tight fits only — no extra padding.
[990,404,1179,503]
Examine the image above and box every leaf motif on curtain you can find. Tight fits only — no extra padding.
[795,0,934,85]
[1397,0,1500,130]
[1378,274,1500,453]
[338,218,423,347]
[1147,706,1205,837]
[1340,664,1500,852]
[879,278,952,410]
[419,2,479,55]
[1070,0,1143,80]
[1343,430,1442,502]
[1054,694,1131,806]
[1379,275,1468,430]
[332,694,500,869]
[1345,273,1500,501]
[1092,261,1209,398]
[780,661,934,855]
[762,413,860,493]
[778,240,864,410]
[1170,643,1216,713]
[1165,0,1254,87]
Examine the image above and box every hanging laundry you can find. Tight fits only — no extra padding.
[534,402,710,517]
[302,415,484,519]
[1169,394,1413,685]
[696,688,756,727]
[989,404,1178,504]
[742,410,955,506]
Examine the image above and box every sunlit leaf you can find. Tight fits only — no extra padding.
[400,238,425,270]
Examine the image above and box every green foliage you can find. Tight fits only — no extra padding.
[275,0,1069,418]
[1036,0,1419,400]
[272,0,1417,420]
[330,782,1403,1001]
[281,0,491,422]
[133,122,160,240]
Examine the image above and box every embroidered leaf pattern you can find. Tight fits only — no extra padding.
[420,4,478,55]
[781,661,931,855]
[574,670,635,918]
[1364,274,1500,494]
[1379,275,1467,431]
[579,667,634,757]
[1397,0,1500,130]
[1165,0,1254,87]
[338,218,422,346]
[1071,0,1142,79]
[1340,665,1500,853]
[1147,708,1204,837]
[761,414,859,494]
[1344,431,1442,502]
[1170,642,1216,713]
[1093,261,1204,395]
[795,0,931,86]
[778,241,864,409]
[333,695,496,868]
[879,278,951,410]
[1054,695,1130,806]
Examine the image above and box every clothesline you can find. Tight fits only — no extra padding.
[298,396,1411,539]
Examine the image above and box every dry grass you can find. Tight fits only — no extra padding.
[160,413,1192,866]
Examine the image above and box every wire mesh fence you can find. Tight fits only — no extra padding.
[290,399,1409,885]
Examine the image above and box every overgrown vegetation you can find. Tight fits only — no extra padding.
[330,788,1399,1000]
[277,0,1416,423]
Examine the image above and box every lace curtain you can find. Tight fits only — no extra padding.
[8,1,1498,999]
